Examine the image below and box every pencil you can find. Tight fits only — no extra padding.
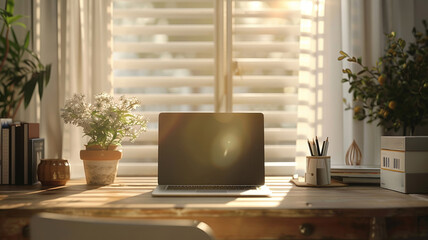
[307,139,313,156]
[323,137,329,156]
[321,140,325,156]
[315,136,321,156]
[311,139,318,156]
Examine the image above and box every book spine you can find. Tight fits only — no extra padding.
[14,125,24,185]
[10,125,16,185]
[29,138,44,185]
[381,136,428,151]
[0,123,2,184]
[1,128,9,184]
[381,136,405,151]
[381,150,404,173]
[0,119,12,185]
[381,149,428,174]
[23,123,29,185]
[28,123,40,139]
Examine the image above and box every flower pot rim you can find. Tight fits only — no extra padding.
[85,144,120,151]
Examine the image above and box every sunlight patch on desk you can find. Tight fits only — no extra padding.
[0,203,33,209]
[37,190,144,207]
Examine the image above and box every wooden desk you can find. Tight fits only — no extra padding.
[1,177,428,240]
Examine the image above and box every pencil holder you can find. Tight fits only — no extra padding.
[305,156,331,186]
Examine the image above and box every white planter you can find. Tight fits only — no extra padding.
[80,145,123,185]
[380,136,428,193]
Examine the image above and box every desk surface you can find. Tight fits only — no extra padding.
[2,177,428,240]
[1,177,428,217]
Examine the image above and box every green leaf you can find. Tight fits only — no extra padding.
[44,64,51,86]
[38,72,44,98]
[11,21,26,28]
[6,15,24,26]
[357,69,366,75]
[339,51,349,57]
[21,75,38,108]
[23,31,30,49]
[23,59,37,70]
[10,28,22,57]
[6,0,15,16]
[398,39,406,48]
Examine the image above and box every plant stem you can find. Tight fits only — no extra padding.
[106,132,118,150]
[0,27,10,72]
[5,84,15,118]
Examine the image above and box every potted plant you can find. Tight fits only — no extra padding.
[0,0,51,119]
[338,21,428,193]
[338,21,428,136]
[61,93,148,185]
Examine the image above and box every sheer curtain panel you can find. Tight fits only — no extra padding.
[57,0,113,178]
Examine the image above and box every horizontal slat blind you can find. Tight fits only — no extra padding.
[113,0,216,176]
[113,0,300,176]
[231,0,300,173]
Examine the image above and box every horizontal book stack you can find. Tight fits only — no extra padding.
[0,119,45,185]
[331,165,380,184]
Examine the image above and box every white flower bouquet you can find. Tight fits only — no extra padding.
[61,93,148,149]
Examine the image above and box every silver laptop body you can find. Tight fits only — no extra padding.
[152,112,271,197]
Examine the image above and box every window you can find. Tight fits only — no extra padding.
[113,0,300,176]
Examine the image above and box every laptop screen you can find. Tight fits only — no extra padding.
[158,113,265,185]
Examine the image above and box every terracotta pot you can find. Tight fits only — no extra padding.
[80,145,123,185]
[37,159,70,186]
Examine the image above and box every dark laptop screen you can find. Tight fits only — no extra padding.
[158,113,265,185]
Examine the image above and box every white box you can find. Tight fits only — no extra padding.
[380,136,428,193]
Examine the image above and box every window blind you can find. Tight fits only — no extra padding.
[112,0,300,176]
[230,0,300,175]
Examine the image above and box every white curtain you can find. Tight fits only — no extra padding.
[296,0,428,175]
[56,0,113,178]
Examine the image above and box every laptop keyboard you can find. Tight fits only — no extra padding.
[167,185,258,191]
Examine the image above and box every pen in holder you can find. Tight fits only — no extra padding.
[305,156,331,186]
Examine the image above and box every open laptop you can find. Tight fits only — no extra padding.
[152,112,271,197]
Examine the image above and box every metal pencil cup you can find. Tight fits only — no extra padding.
[305,156,331,186]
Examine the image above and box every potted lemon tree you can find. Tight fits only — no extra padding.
[61,93,148,185]
[338,21,428,193]
[338,23,428,136]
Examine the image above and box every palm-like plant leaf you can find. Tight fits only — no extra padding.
[0,0,51,118]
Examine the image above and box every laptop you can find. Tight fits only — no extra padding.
[152,112,271,197]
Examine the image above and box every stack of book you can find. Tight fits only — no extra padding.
[331,165,380,184]
[0,119,45,185]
